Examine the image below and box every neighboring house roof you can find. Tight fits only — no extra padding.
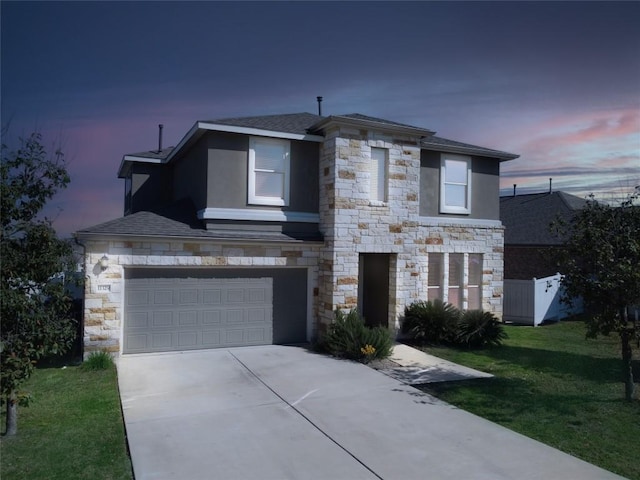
[500,191,587,245]
[76,199,322,243]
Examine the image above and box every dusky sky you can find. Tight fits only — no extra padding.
[2,1,639,237]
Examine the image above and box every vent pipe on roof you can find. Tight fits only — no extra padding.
[158,124,164,153]
[317,96,323,116]
[513,184,517,197]
[549,177,552,193]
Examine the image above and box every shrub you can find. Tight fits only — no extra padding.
[82,351,114,371]
[402,299,460,345]
[456,310,507,348]
[321,309,393,362]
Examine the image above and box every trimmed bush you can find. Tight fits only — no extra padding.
[402,299,460,345]
[456,310,507,348]
[82,351,114,371]
[320,309,393,362]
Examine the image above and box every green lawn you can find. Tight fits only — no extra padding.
[1,362,132,480]
[418,320,640,480]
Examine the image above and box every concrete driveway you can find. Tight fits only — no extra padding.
[118,346,623,480]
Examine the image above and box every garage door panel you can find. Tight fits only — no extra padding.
[203,290,222,304]
[179,289,198,304]
[178,311,198,326]
[128,290,149,306]
[152,311,173,327]
[128,312,149,328]
[177,331,198,348]
[124,275,274,353]
[150,333,173,349]
[153,290,174,305]
[225,309,245,325]
[203,311,221,324]
[202,330,221,346]
[226,289,245,303]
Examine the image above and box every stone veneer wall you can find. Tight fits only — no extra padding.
[82,239,321,356]
[317,125,504,333]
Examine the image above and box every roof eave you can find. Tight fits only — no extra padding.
[74,230,324,246]
[164,121,324,165]
[310,115,435,137]
[117,155,164,178]
[421,142,519,161]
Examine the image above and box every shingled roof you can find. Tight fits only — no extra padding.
[500,191,587,245]
[421,136,518,161]
[122,112,517,162]
[206,112,322,136]
[76,198,323,243]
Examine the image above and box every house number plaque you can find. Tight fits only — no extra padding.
[97,284,111,292]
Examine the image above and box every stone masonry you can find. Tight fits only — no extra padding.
[82,240,321,357]
[317,124,504,333]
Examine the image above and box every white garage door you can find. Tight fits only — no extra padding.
[124,276,273,353]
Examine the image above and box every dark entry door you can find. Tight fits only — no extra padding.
[359,254,390,328]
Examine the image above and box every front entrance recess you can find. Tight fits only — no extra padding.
[358,254,390,328]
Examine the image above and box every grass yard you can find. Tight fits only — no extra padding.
[418,320,640,480]
[0,362,132,480]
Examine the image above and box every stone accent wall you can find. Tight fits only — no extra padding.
[82,240,320,357]
[317,125,505,333]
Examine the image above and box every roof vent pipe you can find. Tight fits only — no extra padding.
[513,184,517,197]
[158,124,164,153]
[317,96,323,116]
[549,177,552,193]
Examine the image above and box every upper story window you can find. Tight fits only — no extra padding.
[440,154,471,214]
[370,147,388,203]
[248,137,290,206]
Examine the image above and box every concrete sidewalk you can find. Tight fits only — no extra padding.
[381,343,494,384]
[118,346,624,480]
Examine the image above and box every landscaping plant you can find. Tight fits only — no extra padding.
[321,309,393,362]
[82,351,115,371]
[456,310,507,348]
[402,299,460,345]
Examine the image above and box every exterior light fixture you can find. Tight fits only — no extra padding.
[99,255,109,271]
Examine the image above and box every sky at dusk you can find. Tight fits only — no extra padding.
[2,1,639,237]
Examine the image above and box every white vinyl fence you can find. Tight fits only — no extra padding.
[503,273,583,326]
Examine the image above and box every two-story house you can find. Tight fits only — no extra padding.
[76,112,518,356]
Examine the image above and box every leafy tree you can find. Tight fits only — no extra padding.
[1,132,77,435]
[554,191,640,401]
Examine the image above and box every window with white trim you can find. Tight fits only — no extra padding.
[370,147,388,203]
[427,253,443,301]
[248,137,290,206]
[448,253,463,308]
[426,253,483,310]
[468,253,483,310]
[440,154,471,214]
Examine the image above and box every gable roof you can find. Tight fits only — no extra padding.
[76,198,322,243]
[421,136,518,161]
[206,112,322,136]
[118,111,518,177]
[500,191,587,245]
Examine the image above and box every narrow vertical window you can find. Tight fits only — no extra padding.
[370,147,387,202]
[440,154,471,214]
[468,254,483,310]
[448,253,463,308]
[248,137,290,206]
[427,253,444,301]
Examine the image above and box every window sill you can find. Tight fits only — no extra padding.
[368,200,389,207]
